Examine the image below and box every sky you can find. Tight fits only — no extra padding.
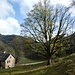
[0,0,71,35]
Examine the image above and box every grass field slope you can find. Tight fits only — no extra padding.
[0,53,75,75]
[23,53,75,75]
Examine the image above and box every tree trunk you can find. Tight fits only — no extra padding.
[47,58,52,65]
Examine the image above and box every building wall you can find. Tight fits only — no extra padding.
[5,54,15,69]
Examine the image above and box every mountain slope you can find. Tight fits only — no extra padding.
[1,53,74,75]
[0,34,24,56]
[15,53,75,75]
[0,34,41,60]
[0,32,75,60]
[0,39,15,55]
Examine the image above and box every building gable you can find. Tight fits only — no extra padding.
[0,52,15,69]
[5,54,15,68]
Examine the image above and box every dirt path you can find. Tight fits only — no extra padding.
[6,61,57,75]
[18,61,45,66]
[12,62,57,75]
[12,65,50,75]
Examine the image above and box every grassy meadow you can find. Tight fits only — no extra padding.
[18,57,42,64]
[0,61,46,75]
[0,53,75,75]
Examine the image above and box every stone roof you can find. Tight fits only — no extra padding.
[0,52,10,62]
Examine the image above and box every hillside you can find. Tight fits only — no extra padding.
[22,53,75,75]
[64,32,75,55]
[0,40,15,54]
[0,34,41,60]
[0,32,75,61]
[0,53,75,75]
[0,34,24,56]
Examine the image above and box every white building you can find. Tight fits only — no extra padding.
[0,52,15,69]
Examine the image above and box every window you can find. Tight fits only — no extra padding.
[7,60,10,63]
[10,56,11,58]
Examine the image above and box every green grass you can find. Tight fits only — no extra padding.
[1,53,75,75]
[0,61,46,75]
[18,57,42,64]
[21,53,75,75]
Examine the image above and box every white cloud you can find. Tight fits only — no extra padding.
[0,0,20,35]
[10,0,71,16]
[51,0,71,6]
[1,0,71,35]
[10,0,43,16]
[0,17,21,35]
[0,0,15,19]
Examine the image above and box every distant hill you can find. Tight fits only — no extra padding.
[0,34,41,60]
[0,32,75,60]
[65,32,75,55]
[0,34,23,56]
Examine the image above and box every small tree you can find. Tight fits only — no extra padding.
[21,0,75,65]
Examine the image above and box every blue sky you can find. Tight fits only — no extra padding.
[0,0,71,35]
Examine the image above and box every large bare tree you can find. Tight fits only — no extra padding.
[21,0,75,65]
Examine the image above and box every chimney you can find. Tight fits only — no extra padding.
[4,51,6,54]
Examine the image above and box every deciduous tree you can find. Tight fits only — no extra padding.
[21,0,75,65]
